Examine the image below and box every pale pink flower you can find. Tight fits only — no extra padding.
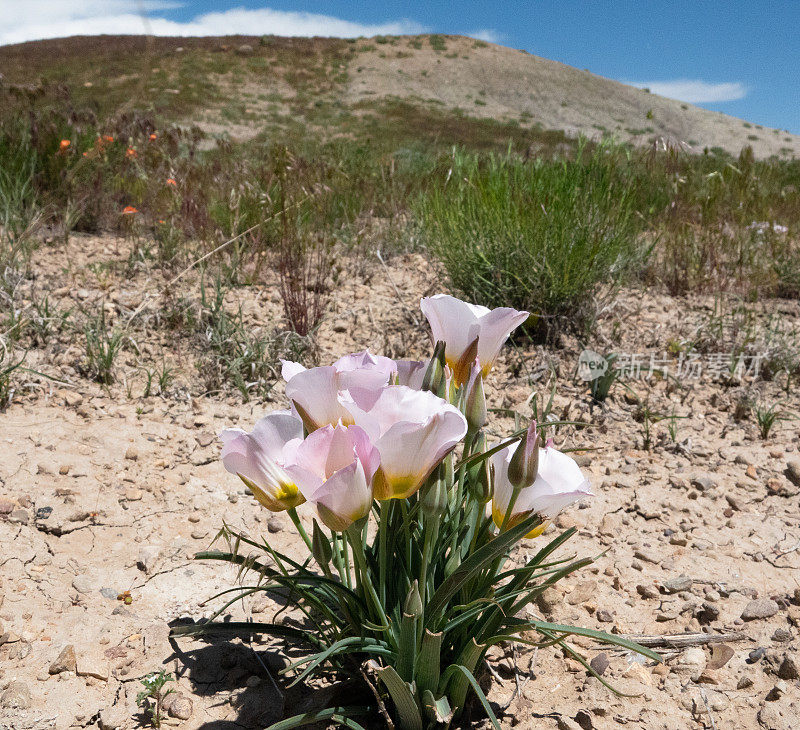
[420,294,529,384]
[282,350,396,430]
[284,423,380,531]
[491,444,592,537]
[219,411,304,512]
[345,385,467,500]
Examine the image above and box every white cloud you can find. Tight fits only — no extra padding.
[0,3,427,46]
[627,79,748,104]
[469,29,502,44]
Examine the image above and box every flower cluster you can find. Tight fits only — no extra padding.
[220,293,591,536]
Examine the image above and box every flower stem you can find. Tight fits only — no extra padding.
[346,524,389,630]
[287,507,313,552]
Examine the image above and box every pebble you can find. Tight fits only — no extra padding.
[589,653,609,676]
[785,459,800,487]
[72,574,95,594]
[741,598,780,621]
[137,545,161,573]
[596,609,613,623]
[163,692,193,720]
[98,706,128,730]
[772,628,792,643]
[76,655,109,681]
[49,644,77,674]
[737,676,754,689]
[777,654,800,680]
[766,680,788,701]
[0,681,30,709]
[634,548,659,564]
[125,446,139,461]
[191,530,208,540]
[673,647,706,679]
[661,575,692,593]
[267,517,284,533]
[636,584,659,599]
[100,587,118,600]
[748,647,766,663]
[707,643,735,670]
[9,509,29,524]
[566,580,597,605]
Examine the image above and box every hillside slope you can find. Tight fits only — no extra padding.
[0,33,797,158]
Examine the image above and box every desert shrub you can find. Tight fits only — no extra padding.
[417,143,641,340]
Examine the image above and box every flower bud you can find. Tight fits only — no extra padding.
[311,519,332,566]
[468,433,492,503]
[404,579,423,618]
[422,341,447,398]
[463,364,486,432]
[420,468,448,519]
[507,421,540,490]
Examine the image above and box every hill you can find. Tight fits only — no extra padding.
[0,33,797,157]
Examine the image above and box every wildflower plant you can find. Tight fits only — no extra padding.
[175,294,658,728]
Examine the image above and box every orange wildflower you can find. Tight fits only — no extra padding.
[103,135,114,143]
[166,178,177,186]
[59,139,70,150]
[149,133,157,141]
[122,206,138,215]
[126,147,137,158]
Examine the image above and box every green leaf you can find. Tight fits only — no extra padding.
[416,630,443,696]
[266,706,370,730]
[444,665,500,730]
[425,513,540,626]
[377,665,423,730]
[422,690,453,724]
[397,612,418,682]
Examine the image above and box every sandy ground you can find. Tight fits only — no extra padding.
[2,235,800,729]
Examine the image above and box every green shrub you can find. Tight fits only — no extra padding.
[417,143,641,340]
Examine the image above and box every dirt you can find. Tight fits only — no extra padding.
[2,234,800,729]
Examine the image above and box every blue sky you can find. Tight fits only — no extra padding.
[4,1,798,133]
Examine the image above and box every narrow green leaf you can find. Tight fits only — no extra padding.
[265,706,370,730]
[454,665,501,730]
[397,612,418,682]
[422,690,453,724]
[426,513,540,626]
[377,665,423,730]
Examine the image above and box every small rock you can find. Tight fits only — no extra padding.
[662,575,693,593]
[163,692,193,720]
[696,601,721,625]
[673,647,706,679]
[8,509,29,524]
[64,391,83,407]
[697,668,720,684]
[267,517,284,534]
[737,675,754,689]
[59,464,70,475]
[633,549,659,564]
[98,706,128,730]
[766,680,787,701]
[76,655,109,681]
[596,609,613,623]
[707,643,734,670]
[772,628,792,643]
[191,530,208,540]
[72,574,95,594]
[49,644,77,674]
[758,703,793,730]
[125,446,139,461]
[777,654,800,680]
[100,587,118,600]
[785,459,800,487]
[1,681,30,709]
[589,653,609,676]
[137,545,161,573]
[236,44,254,56]
[637,584,659,599]
[536,586,561,614]
[567,580,597,605]
[748,647,766,663]
[741,598,780,621]
[691,475,715,491]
